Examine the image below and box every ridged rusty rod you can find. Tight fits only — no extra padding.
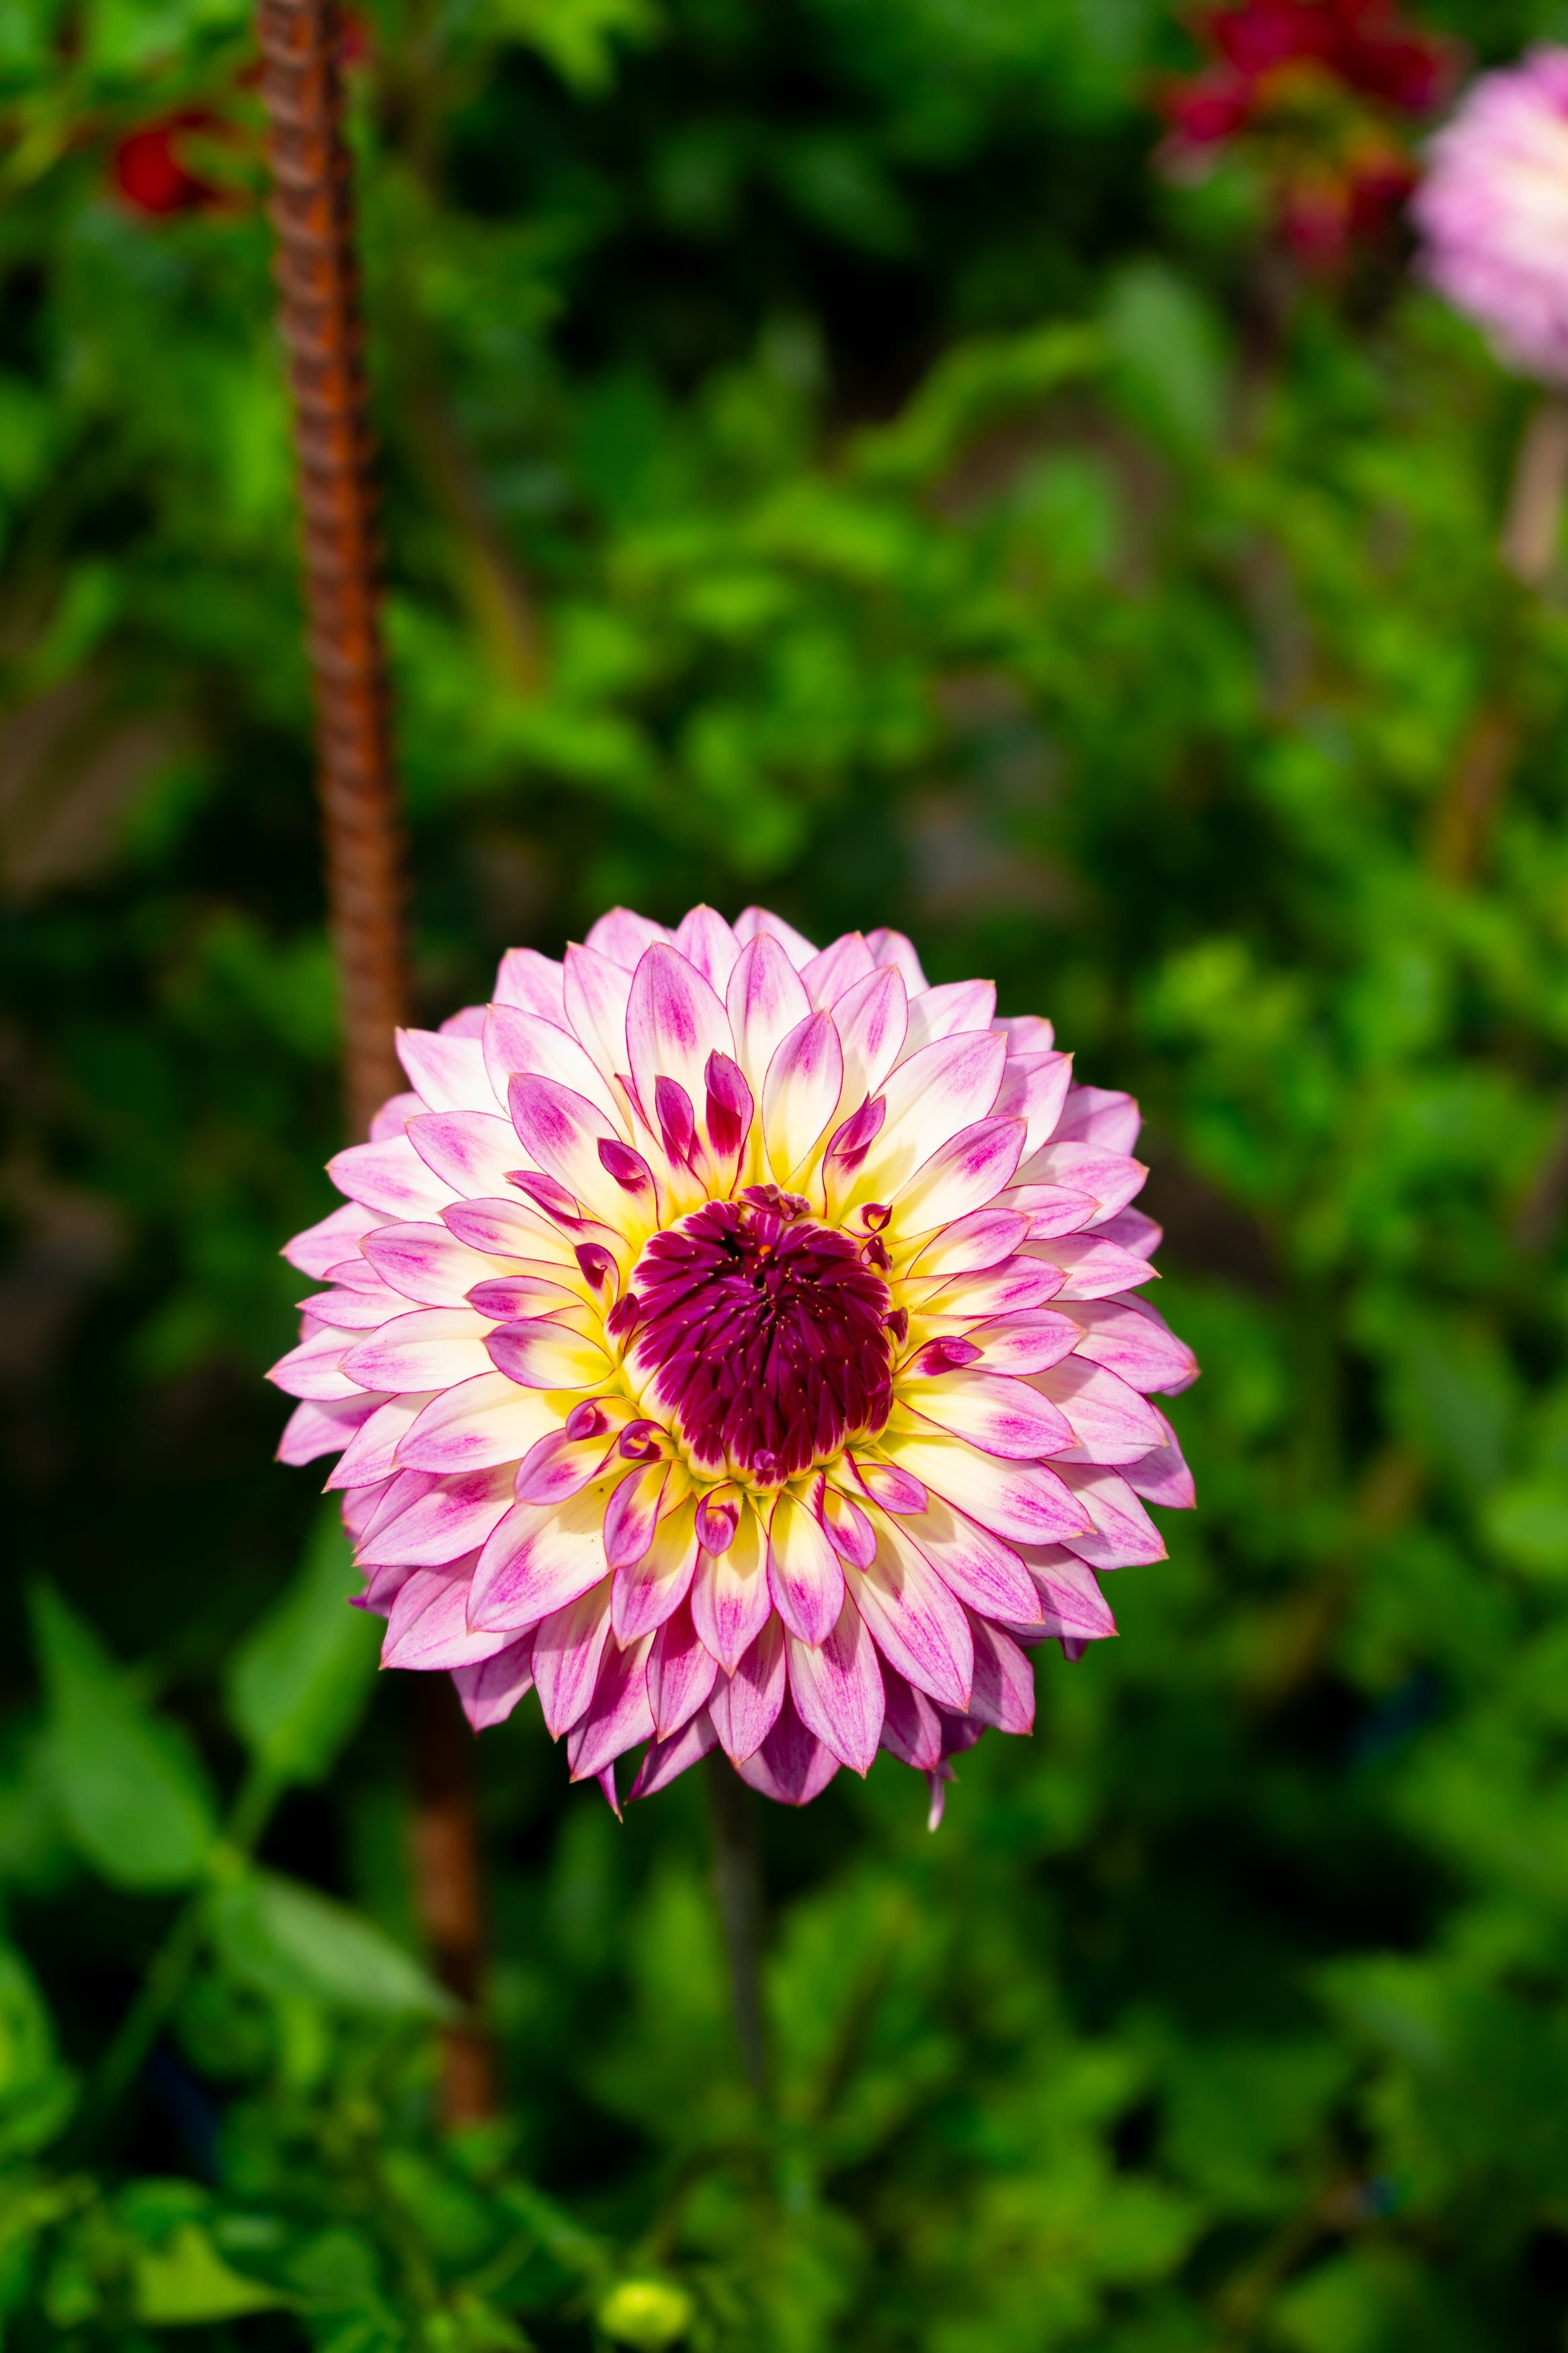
[255,0,405,1140]
[255,0,495,2125]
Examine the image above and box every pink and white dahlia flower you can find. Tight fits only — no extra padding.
[270,908,1198,1820]
[1413,48,1568,386]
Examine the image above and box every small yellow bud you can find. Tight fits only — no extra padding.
[595,2276,695,2348]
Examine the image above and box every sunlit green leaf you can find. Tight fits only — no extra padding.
[210,1872,455,2019]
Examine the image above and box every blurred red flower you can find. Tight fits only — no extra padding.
[112,110,224,216]
[1159,0,1460,268]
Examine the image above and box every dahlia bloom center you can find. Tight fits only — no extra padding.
[629,1190,897,1484]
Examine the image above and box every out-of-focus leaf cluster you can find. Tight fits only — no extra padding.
[9,0,1568,2344]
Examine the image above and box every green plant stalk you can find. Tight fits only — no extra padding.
[72,1760,283,2150]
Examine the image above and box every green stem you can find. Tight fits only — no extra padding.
[71,1760,282,2153]
[704,1755,768,2100]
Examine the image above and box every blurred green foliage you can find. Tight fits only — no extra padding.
[7,0,1568,2344]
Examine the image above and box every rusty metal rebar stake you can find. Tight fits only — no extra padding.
[255,0,495,2123]
[256,0,404,1140]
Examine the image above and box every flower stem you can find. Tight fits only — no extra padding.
[1500,391,1568,588]
[704,1755,768,2100]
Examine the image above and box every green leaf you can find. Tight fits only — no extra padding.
[132,2223,286,2325]
[210,1872,456,2019]
[225,1509,380,1784]
[29,1585,217,1892]
[0,1943,76,2158]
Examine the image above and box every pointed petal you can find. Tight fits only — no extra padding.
[626,944,734,1135]
[485,1316,613,1392]
[485,1003,626,1132]
[899,1373,1073,1460]
[284,1199,380,1279]
[358,1465,515,1568]
[452,1634,536,1730]
[1053,1085,1141,1152]
[1018,1140,1147,1226]
[494,946,568,1024]
[877,1661,945,1770]
[960,1312,1078,1375]
[725,932,812,1097]
[328,1134,456,1221]
[993,1050,1074,1158]
[603,1461,670,1569]
[647,1595,720,1737]
[1018,1545,1118,1638]
[689,1504,773,1673]
[629,1708,718,1800]
[468,1481,614,1630]
[902,1494,1040,1622]
[892,1117,1024,1239]
[267,1320,356,1401]
[786,1599,884,1772]
[863,925,926,992]
[673,905,743,993]
[612,1498,700,1641]
[403,1112,521,1200]
[735,1691,839,1805]
[733,905,817,967]
[383,1564,509,1670]
[507,1072,642,1230]
[911,1208,1031,1280]
[1032,1359,1166,1464]
[848,1509,973,1710]
[901,978,996,1057]
[339,1308,495,1394]
[835,1031,1006,1212]
[277,1392,381,1465]
[358,1221,499,1308]
[1122,1417,1195,1508]
[586,907,673,969]
[800,932,874,1009]
[398,1028,500,1114]
[767,1489,846,1645]
[563,942,634,1088]
[396,1371,556,1473]
[1028,1234,1157,1299]
[878,1425,1089,1546]
[964,1613,1034,1733]
[569,1633,655,1780]
[831,965,907,1107]
[709,1616,787,1763]
[1063,1298,1199,1394]
[763,1011,843,1181]
[532,1580,614,1738]
[1055,1464,1167,1568]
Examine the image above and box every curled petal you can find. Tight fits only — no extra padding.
[878,1426,1088,1547]
[704,1051,754,1179]
[569,1634,656,1782]
[847,1509,973,1711]
[820,1483,878,1568]
[603,1461,671,1570]
[613,1499,700,1642]
[911,1208,1032,1279]
[1031,1358,1166,1464]
[899,1373,1074,1461]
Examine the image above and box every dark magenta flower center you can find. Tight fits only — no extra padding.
[628,1192,897,1481]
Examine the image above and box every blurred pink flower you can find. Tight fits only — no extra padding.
[270,908,1198,1820]
[1413,47,1568,385]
